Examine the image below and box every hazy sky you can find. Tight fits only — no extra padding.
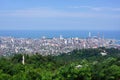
[0,0,120,30]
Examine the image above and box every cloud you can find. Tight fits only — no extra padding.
[0,7,120,18]
[69,6,120,11]
[0,7,99,18]
[0,7,60,17]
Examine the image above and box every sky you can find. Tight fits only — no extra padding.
[0,0,120,31]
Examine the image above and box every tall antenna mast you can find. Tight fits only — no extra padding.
[22,55,25,65]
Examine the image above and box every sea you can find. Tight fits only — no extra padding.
[0,30,120,40]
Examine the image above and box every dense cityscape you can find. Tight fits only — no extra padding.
[0,32,119,56]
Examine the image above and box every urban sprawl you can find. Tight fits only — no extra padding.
[0,32,120,56]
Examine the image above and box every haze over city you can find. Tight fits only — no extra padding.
[0,0,120,31]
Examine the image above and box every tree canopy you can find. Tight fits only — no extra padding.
[0,48,120,80]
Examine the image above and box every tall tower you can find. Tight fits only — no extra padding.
[97,32,100,38]
[88,32,91,37]
[60,35,63,39]
[102,33,104,40]
[22,55,25,65]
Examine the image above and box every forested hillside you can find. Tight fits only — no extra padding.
[0,48,120,80]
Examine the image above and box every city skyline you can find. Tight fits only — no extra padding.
[0,0,120,31]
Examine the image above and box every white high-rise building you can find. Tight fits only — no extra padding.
[89,32,91,37]
[60,35,63,39]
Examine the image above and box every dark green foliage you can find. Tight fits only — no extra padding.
[0,48,120,80]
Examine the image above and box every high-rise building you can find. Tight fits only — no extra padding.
[60,35,63,39]
[89,32,91,37]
